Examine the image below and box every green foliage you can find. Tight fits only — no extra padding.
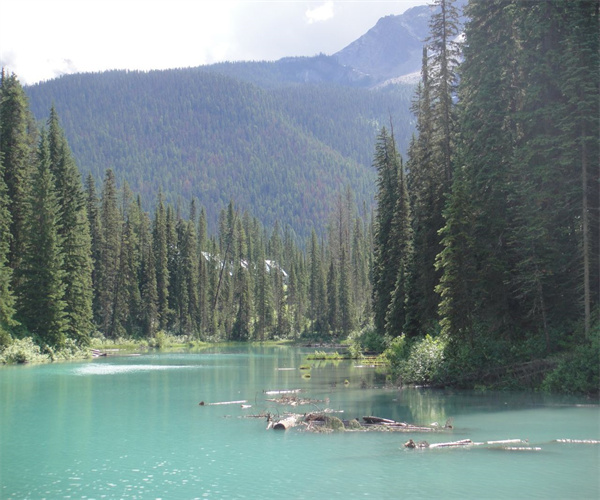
[542,328,600,395]
[0,337,48,364]
[351,325,390,354]
[306,351,346,360]
[149,330,170,349]
[25,69,417,241]
[384,334,446,385]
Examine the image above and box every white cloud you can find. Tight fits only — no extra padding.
[0,0,426,85]
[305,1,334,24]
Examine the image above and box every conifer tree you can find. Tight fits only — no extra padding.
[97,169,121,336]
[405,0,461,334]
[371,127,401,334]
[338,245,354,337]
[139,208,158,337]
[85,173,102,324]
[326,258,339,334]
[0,149,16,338]
[47,107,93,344]
[153,191,170,330]
[17,131,66,347]
[0,72,36,283]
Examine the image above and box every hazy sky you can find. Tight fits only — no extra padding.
[1,0,426,85]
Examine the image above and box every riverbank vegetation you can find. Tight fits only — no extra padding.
[0,1,598,395]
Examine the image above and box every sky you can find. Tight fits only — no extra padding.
[0,0,426,85]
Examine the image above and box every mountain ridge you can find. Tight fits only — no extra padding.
[23,4,463,238]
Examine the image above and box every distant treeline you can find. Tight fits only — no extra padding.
[25,66,416,240]
[0,74,372,347]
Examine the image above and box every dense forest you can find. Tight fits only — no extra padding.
[25,68,416,239]
[1,0,598,394]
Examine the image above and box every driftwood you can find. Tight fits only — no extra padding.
[267,413,302,431]
[553,439,600,444]
[264,389,302,395]
[199,399,247,406]
[265,395,328,406]
[405,438,535,450]
[361,416,449,432]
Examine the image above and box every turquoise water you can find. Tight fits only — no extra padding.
[1,346,598,499]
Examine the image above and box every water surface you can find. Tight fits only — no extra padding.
[1,346,598,499]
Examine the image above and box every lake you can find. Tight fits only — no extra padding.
[1,345,598,499]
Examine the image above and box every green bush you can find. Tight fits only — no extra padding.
[384,334,447,385]
[0,337,49,364]
[542,330,600,395]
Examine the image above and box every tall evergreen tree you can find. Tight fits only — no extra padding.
[0,72,36,283]
[47,107,93,344]
[97,169,121,337]
[153,191,170,330]
[0,148,15,337]
[17,131,66,347]
[371,127,401,334]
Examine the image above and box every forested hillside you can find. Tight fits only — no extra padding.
[25,68,416,239]
[1,0,597,395]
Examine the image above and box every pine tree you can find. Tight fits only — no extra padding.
[326,257,339,334]
[153,191,170,330]
[97,169,122,337]
[0,72,36,284]
[85,173,102,325]
[139,208,158,337]
[0,148,16,337]
[17,131,66,347]
[339,245,354,337]
[405,0,461,335]
[371,127,401,334]
[47,107,93,344]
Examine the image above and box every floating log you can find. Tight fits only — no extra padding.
[497,446,542,451]
[428,439,475,448]
[200,400,247,406]
[485,439,526,445]
[363,416,399,425]
[264,389,302,395]
[554,439,600,444]
[273,415,300,431]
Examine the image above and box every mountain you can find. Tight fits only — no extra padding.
[23,4,464,239]
[334,6,433,85]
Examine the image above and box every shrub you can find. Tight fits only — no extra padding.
[0,337,49,364]
[385,334,447,386]
[542,330,600,395]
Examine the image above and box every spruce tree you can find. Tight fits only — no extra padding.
[371,127,401,334]
[85,173,103,325]
[17,131,66,347]
[139,209,158,337]
[47,107,93,344]
[0,72,36,284]
[0,148,15,338]
[153,191,170,330]
[97,169,122,337]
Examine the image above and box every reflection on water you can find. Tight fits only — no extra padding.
[72,363,200,375]
[1,346,598,499]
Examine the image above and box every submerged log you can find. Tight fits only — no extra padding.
[269,414,302,431]
[554,439,600,444]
